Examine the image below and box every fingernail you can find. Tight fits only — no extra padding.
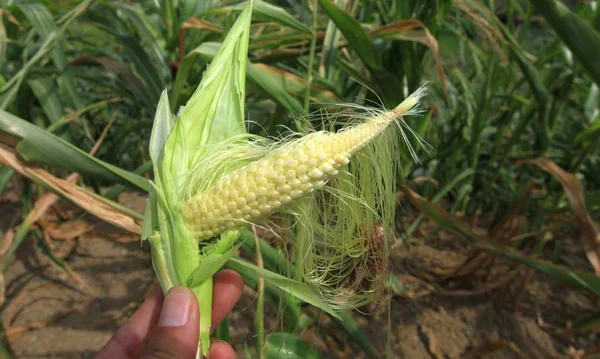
[158,287,191,327]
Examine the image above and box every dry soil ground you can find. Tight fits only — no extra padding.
[0,191,598,358]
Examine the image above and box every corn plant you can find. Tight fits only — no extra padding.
[143,1,426,356]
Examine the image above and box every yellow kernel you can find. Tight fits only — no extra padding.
[280,195,292,204]
[320,163,334,173]
[286,170,296,178]
[236,197,247,206]
[290,190,303,198]
[258,204,271,213]
[297,165,308,173]
[308,169,324,179]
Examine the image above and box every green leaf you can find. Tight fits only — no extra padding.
[180,42,341,115]
[181,0,219,21]
[18,3,86,110]
[110,2,170,82]
[0,110,149,192]
[584,84,599,122]
[0,10,7,72]
[529,0,600,87]
[250,0,310,33]
[0,166,13,195]
[316,0,404,106]
[28,77,65,124]
[264,332,324,359]
[0,0,92,110]
[118,35,165,105]
[228,257,341,319]
[224,258,304,331]
[186,247,238,287]
[574,120,600,147]
[317,0,378,69]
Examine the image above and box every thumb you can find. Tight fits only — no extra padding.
[140,287,199,359]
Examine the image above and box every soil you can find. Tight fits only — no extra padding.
[0,191,598,359]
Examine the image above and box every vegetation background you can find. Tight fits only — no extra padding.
[0,0,599,358]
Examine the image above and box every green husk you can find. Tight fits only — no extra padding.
[143,2,254,356]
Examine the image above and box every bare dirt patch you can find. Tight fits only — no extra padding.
[0,194,597,358]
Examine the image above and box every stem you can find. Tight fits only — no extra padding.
[193,278,213,358]
[253,227,265,359]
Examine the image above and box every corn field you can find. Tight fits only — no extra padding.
[0,0,599,358]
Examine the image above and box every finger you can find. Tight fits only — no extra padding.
[208,340,237,359]
[96,286,163,359]
[140,287,199,359]
[210,269,243,332]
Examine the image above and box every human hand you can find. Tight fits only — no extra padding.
[96,270,243,359]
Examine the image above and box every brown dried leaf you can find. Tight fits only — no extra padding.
[0,273,4,306]
[6,310,76,341]
[46,220,93,241]
[0,230,14,257]
[178,18,223,58]
[523,158,600,275]
[369,20,448,103]
[0,146,142,234]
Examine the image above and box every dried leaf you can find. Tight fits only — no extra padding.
[178,18,223,58]
[45,220,92,241]
[0,146,142,234]
[0,230,13,257]
[369,20,448,102]
[523,158,600,275]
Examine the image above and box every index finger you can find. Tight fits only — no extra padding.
[96,286,163,359]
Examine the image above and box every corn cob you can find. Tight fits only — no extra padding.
[183,89,424,240]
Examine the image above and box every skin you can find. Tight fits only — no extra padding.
[96,270,244,359]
